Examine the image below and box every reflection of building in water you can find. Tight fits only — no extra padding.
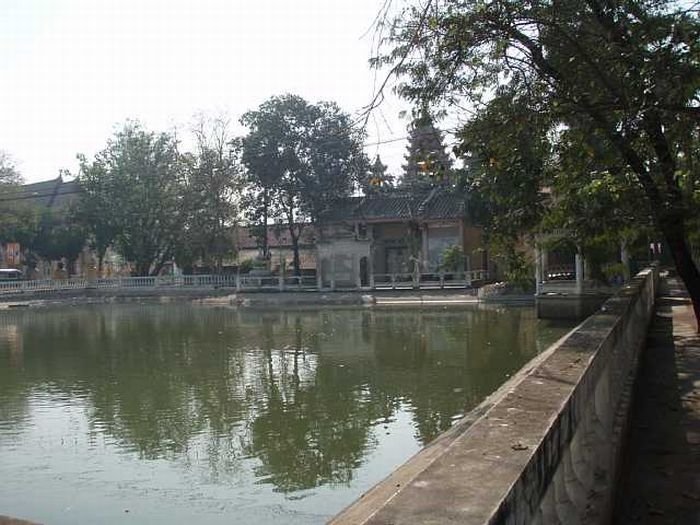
[0,324,23,367]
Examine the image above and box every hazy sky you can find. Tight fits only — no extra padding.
[0,0,414,183]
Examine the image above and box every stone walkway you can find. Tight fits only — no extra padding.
[614,277,700,524]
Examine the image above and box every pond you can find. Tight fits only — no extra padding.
[0,304,571,524]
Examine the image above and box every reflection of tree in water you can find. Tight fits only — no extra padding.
[353,307,542,444]
[247,361,379,492]
[0,304,562,492]
[0,324,27,420]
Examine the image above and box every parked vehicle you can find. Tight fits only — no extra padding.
[0,269,23,280]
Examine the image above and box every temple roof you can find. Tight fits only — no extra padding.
[320,189,466,223]
[10,176,81,210]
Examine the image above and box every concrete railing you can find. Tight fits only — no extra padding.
[332,266,659,525]
[372,270,489,290]
[0,270,490,296]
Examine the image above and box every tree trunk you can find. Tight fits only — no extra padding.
[291,234,301,277]
[136,261,150,277]
[262,190,269,261]
[659,216,700,332]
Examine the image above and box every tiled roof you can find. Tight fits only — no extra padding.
[11,177,81,209]
[321,189,465,223]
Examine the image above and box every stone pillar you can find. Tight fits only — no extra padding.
[316,247,323,290]
[620,240,630,281]
[330,254,336,291]
[542,250,549,281]
[535,245,543,295]
[354,253,361,289]
[421,225,429,270]
[575,250,584,294]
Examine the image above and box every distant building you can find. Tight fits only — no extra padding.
[0,176,81,276]
[316,189,490,288]
[0,176,129,278]
[15,176,81,209]
[234,224,317,273]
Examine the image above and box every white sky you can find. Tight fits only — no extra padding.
[0,0,413,183]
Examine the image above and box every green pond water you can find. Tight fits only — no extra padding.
[0,304,571,524]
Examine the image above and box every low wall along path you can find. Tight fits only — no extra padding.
[332,267,660,524]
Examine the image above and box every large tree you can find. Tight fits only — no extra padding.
[77,122,186,276]
[75,154,120,274]
[30,208,87,275]
[0,153,38,250]
[239,94,367,275]
[0,151,23,186]
[179,115,240,273]
[375,0,700,327]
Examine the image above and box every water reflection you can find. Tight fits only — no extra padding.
[0,304,568,523]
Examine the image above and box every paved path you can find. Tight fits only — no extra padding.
[614,277,700,523]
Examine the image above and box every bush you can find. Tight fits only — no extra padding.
[238,259,254,274]
[441,245,465,272]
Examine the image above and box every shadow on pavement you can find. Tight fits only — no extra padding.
[614,278,700,524]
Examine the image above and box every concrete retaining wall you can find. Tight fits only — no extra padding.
[0,288,481,309]
[331,266,659,524]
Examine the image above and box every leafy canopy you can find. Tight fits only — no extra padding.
[375,0,700,323]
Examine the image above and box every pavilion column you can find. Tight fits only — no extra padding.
[575,248,584,294]
[316,248,323,290]
[330,253,336,291]
[421,224,429,271]
[535,245,543,295]
[541,250,548,282]
[620,239,631,281]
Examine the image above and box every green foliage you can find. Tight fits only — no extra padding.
[30,208,87,272]
[239,94,368,274]
[0,196,39,249]
[456,92,550,245]
[237,258,254,274]
[179,115,240,272]
[375,0,700,318]
[0,154,38,249]
[0,151,23,186]
[440,244,464,272]
[602,262,627,284]
[75,153,119,270]
[77,122,187,276]
[489,241,535,292]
